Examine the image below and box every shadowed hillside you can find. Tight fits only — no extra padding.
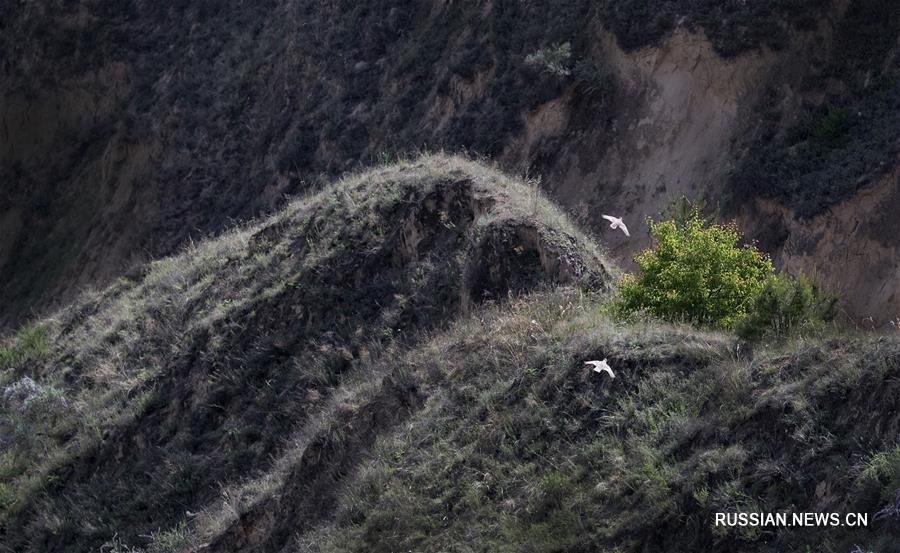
[2,157,900,553]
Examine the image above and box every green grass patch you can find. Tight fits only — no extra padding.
[0,325,50,371]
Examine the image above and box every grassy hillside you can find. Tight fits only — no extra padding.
[2,157,900,553]
[269,292,900,553]
[0,155,610,552]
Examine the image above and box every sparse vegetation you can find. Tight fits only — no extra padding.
[99,534,144,553]
[600,0,822,56]
[730,1,900,218]
[814,106,851,144]
[525,42,573,78]
[525,42,613,98]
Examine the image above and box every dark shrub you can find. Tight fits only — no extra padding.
[736,272,838,341]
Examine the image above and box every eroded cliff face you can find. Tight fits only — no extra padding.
[2,0,898,325]
[739,163,900,323]
[536,27,780,259]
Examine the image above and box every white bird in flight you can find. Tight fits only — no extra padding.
[585,359,615,379]
[602,214,630,237]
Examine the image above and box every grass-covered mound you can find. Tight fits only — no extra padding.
[0,155,610,552]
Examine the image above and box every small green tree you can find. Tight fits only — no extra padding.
[615,212,774,328]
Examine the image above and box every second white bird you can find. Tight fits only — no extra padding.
[602,214,630,237]
[585,359,615,379]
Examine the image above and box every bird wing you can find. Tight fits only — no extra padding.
[592,365,615,378]
[619,222,630,237]
[585,360,615,378]
[601,214,618,224]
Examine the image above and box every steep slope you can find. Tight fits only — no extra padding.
[4,0,900,326]
[0,155,610,552]
[3,157,900,553]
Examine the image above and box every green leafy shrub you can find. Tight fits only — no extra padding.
[736,272,837,341]
[614,209,839,339]
[615,212,774,328]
